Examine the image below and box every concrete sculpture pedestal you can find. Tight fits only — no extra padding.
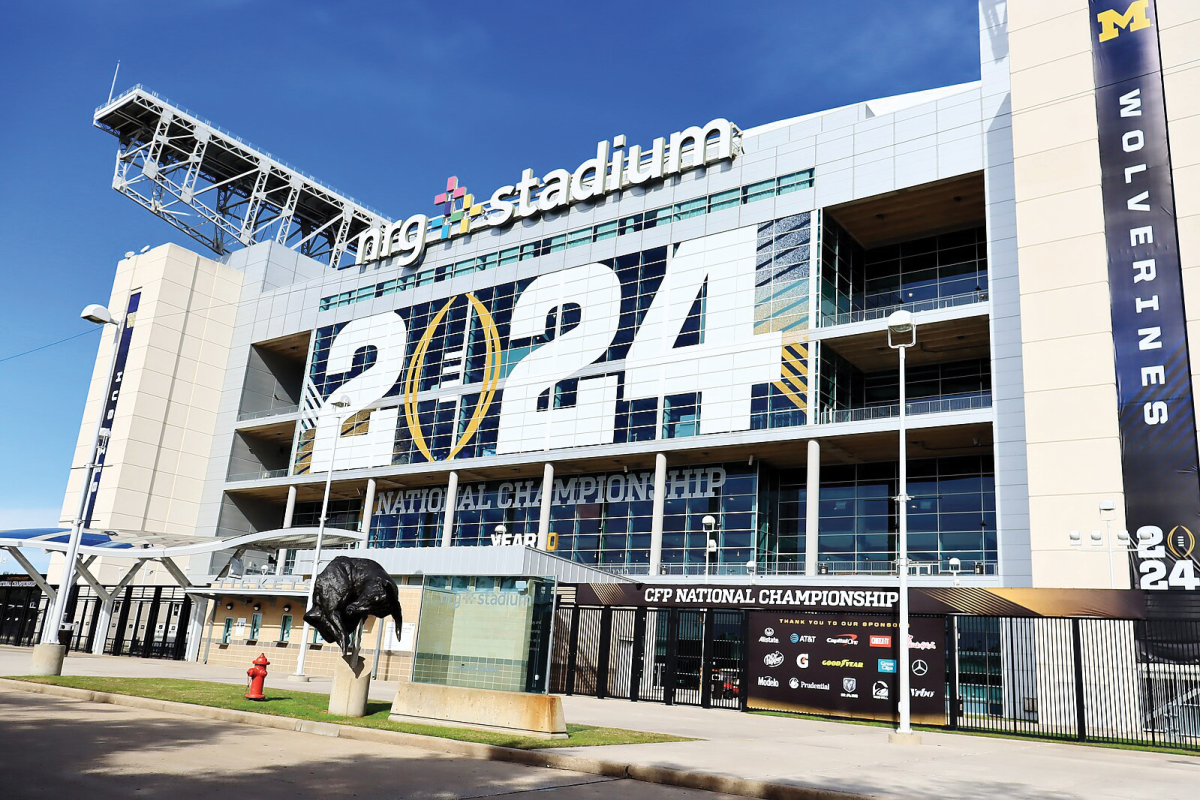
[29,644,66,676]
[390,682,566,739]
[329,654,371,717]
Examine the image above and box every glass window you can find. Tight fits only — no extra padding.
[221,617,233,644]
[280,614,292,643]
[249,613,262,640]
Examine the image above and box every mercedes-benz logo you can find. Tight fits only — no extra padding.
[912,659,929,676]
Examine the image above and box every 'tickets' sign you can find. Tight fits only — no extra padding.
[746,612,945,725]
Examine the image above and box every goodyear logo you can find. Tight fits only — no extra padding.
[403,293,501,461]
[1168,526,1196,560]
[1097,0,1152,42]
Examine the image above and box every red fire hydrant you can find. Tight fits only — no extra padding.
[246,653,270,701]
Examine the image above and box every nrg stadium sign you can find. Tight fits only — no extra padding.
[353,119,740,268]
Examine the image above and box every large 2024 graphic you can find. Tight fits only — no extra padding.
[307,227,797,471]
[1136,525,1200,590]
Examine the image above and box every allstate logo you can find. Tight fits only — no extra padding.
[1168,526,1197,559]
[403,293,501,462]
[764,627,775,637]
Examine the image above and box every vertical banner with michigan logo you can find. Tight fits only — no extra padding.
[1088,0,1200,590]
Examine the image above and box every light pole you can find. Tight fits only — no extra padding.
[887,310,916,740]
[31,304,123,675]
[292,395,350,681]
[1099,499,1117,588]
[702,515,717,582]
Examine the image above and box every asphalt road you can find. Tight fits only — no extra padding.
[0,688,741,800]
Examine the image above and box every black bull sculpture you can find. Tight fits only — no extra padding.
[302,556,403,655]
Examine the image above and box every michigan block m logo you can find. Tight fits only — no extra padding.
[1097,0,1152,42]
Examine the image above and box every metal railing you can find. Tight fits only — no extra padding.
[819,392,992,424]
[604,559,998,578]
[820,290,988,328]
[237,404,300,422]
[227,468,289,482]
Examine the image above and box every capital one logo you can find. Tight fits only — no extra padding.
[1097,0,1151,42]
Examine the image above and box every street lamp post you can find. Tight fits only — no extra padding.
[1099,499,1118,588]
[702,515,717,582]
[887,310,917,740]
[291,395,350,682]
[30,304,123,676]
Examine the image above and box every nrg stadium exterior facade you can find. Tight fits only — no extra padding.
[42,0,1200,688]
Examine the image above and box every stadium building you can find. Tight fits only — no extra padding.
[4,1,1200,738]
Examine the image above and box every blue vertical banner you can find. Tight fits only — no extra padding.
[1088,1,1200,590]
[82,291,140,528]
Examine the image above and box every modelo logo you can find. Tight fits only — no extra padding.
[826,634,858,646]
[763,651,785,668]
[869,635,892,648]
[757,676,779,687]
[821,659,864,669]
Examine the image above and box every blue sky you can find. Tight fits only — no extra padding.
[0,1,982,570]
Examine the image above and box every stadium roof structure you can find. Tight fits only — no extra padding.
[93,85,392,268]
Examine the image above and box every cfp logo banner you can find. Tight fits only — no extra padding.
[304,226,805,472]
[1138,525,1200,591]
[1096,1,1151,42]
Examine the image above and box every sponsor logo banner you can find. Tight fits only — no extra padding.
[1088,0,1200,591]
[746,612,945,724]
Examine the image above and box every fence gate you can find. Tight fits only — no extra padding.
[551,605,747,709]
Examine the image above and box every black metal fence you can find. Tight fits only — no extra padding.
[0,584,191,661]
[554,605,1200,752]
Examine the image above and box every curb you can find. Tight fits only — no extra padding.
[0,678,886,800]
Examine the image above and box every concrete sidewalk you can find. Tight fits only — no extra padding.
[2,646,1195,799]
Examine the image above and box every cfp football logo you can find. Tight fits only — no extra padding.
[1168,526,1197,560]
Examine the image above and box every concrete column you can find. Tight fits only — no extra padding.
[649,453,668,576]
[537,463,554,550]
[279,484,299,574]
[360,478,376,549]
[184,598,210,662]
[283,485,298,527]
[90,597,114,656]
[441,472,459,548]
[805,439,820,576]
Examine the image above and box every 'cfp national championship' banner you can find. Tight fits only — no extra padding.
[1089,1,1200,591]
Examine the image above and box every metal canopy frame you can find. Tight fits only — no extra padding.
[93,85,391,268]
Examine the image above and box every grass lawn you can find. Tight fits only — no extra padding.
[7,676,694,750]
